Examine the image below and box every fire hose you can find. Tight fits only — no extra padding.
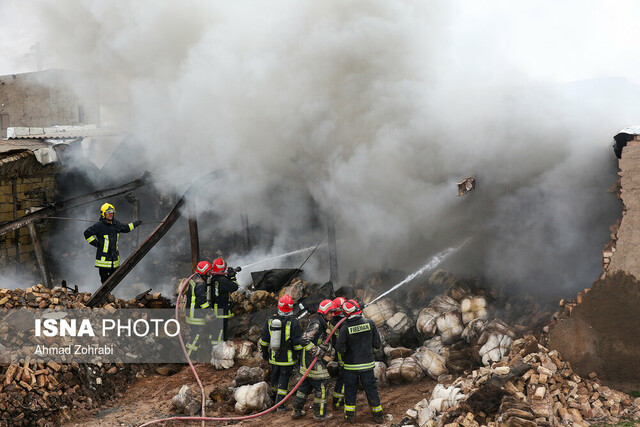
[139,273,346,426]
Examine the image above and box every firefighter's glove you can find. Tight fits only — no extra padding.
[226,267,237,280]
[315,346,326,359]
[133,220,143,227]
[315,343,330,359]
[261,348,269,361]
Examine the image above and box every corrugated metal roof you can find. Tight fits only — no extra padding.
[7,128,121,140]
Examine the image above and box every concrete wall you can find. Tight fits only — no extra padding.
[0,69,100,138]
[0,174,57,276]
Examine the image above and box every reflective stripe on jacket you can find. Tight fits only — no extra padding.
[299,313,330,379]
[260,313,303,366]
[212,275,239,318]
[185,274,210,325]
[335,316,381,371]
[84,217,137,268]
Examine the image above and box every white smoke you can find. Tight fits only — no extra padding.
[4,1,640,298]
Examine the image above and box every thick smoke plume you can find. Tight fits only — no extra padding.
[6,1,640,299]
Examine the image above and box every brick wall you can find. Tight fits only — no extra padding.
[0,174,57,275]
[0,70,100,138]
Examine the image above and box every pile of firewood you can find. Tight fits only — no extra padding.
[0,284,172,310]
[401,335,640,426]
[0,284,169,426]
[0,358,149,426]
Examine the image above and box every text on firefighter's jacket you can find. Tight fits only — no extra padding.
[34,318,180,337]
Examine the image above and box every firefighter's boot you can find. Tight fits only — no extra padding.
[275,393,289,412]
[372,410,384,424]
[313,401,331,420]
[291,396,306,419]
[332,395,343,409]
[345,412,356,424]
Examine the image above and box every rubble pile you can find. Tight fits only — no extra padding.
[401,336,640,426]
[0,284,170,426]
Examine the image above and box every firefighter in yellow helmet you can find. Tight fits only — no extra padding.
[83,203,142,283]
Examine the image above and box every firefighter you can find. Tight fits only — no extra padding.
[330,296,347,409]
[291,299,335,420]
[83,203,141,283]
[209,257,239,345]
[184,260,215,362]
[335,299,384,424]
[259,294,303,411]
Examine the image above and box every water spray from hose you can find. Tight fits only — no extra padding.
[240,242,328,269]
[367,238,471,307]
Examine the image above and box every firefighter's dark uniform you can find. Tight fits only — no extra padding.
[84,217,140,283]
[330,314,346,408]
[184,273,214,362]
[292,313,331,419]
[335,314,383,423]
[210,273,238,344]
[260,313,303,408]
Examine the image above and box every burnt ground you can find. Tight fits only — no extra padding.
[549,272,640,393]
[63,363,436,427]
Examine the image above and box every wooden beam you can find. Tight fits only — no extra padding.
[11,179,20,270]
[27,222,52,289]
[327,212,339,285]
[0,172,150,237]
[241,212,251,252]
[187,199,199,272]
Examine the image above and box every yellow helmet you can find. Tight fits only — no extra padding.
[100,203,115,218]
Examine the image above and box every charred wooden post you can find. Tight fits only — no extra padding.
[241,212,251,252]
[27,222,52,289]
[187,198,199,272]
[327,212,339,285]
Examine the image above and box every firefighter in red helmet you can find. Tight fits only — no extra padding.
[291,299,335,420]
[259,294,303,410]
[209,257,239,345]
[336,299,383,424]
[184,260,214,361]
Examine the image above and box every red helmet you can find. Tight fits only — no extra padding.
[342,299,362,317]
[196,261,212,275]
[278,294,294,313]
[318,299,334,315]
[211,257,227,275]
[331,297,346,316]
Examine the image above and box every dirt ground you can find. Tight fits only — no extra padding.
[63,363,436,427]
